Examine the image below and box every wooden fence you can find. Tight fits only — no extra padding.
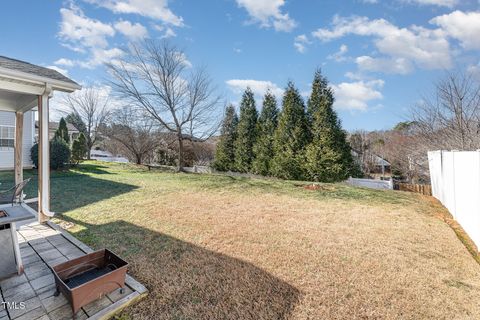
[395,183,432,196]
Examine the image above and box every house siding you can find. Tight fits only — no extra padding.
[0,110,34,170]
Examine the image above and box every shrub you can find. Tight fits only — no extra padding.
[54,117,70,144]
[30,143,39,168]
[31,139,71,170]
[71,133,88,165]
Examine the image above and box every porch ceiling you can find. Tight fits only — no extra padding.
[0,89,38,112]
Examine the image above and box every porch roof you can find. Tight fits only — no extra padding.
[0,56,81,112]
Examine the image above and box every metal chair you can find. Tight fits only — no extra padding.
[0,178,31,206]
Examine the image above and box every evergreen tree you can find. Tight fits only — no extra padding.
[305,69,355,182]
[234,88,258,172]
[213,105,238,171]
[54,117,70,144]
[71,132,88,165]
[252,90,278,175]
[65,112,87,135]
[271,82,310,180]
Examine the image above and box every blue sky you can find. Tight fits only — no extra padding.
[0,0,479,131]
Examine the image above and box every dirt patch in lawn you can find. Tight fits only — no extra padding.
[296,183,335,191]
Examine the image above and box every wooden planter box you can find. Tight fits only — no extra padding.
[52,249,128,317]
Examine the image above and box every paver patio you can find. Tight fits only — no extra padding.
[0,222,147,320]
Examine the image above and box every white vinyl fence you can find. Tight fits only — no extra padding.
[428,150,480,248]
[182,166,212,174]
[346,177,393,190]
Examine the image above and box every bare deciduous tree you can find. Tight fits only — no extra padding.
[382,128,427,183]
[349,131,375,175]
[102,106,159,164]
[61,87,111,159]
[412,70,480,150]
[191,140,216,166]
[350,127,429,183]
[106,40,222,171]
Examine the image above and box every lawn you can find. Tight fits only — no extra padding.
[2,162,480,319]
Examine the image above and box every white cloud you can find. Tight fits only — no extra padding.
[328,44,349,62]
[401,0,459,7]
[51,84,120,120]
[467,64,480,81]
[54,58,75,67]
[235,0,296,32]
[81,48,125,69]
[45,65,69,76]
[312,15,452,72]
[356,56,413,74]
[60,43,86,53]
[152,24,177,38]
[345,71,364,81]
[85,0,183,26]
[430,11,480,50]
[59,4,115,49]
[59,48,124,70]
[58,4,125,69]
[294,34,311,53]
[174,52,192,68]
[226,79,284,98]
[331,79,384,111]
[114,20,148,40]
[160,27,176,39]
[362,0,378,3]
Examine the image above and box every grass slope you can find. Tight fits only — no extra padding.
[2,162,480,319]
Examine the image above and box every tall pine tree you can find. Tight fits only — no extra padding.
[271,82,310,180]
[252,91,278,175]
[213,105,238,171]
[234,88,258,172]
[305,69,355,182]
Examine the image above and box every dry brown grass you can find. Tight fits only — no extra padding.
[50,162,480,320]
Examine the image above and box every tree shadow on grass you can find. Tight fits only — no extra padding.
[0,166,138,213]
[63,217,301,320]
[72,163,114,175]
[49,173,138,213]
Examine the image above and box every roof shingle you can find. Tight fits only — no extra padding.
[0,56,79,86]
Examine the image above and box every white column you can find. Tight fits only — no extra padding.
[14,112,24,186]
[38,86,52,223]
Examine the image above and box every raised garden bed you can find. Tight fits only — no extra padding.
[52,249,128,317]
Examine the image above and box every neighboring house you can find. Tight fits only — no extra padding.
[34,120,80,142]
[0,110,35,170]
[352,149,391,176]
[91,149,129,163]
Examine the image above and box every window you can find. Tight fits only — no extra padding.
[0,126,14,150]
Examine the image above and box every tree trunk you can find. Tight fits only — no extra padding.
[177,134,185,172]
[136,155,142,165]
[86,135,93,160]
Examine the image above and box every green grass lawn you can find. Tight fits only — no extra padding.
[3,161,480,319]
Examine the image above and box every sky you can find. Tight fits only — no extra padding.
[0,0,479,131]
